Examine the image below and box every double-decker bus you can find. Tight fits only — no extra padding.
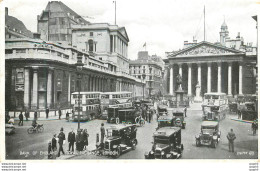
[202,93,229,121]
[100,92,133,120]
[71,92,101,121]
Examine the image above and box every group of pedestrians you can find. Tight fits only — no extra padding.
[138,104,153,123]
[48,127,89,159]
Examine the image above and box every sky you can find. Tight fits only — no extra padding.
[3,0,259,60]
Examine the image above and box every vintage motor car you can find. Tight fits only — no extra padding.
[104,124,138,158]
[117,109,139,124]
[5,124,15,135]
[157,115,174,130]
[145,127,183,159]
[107,106,119,123]
[195,121,221,148]
[172,108,186,129]
[158,105,168,116]
[240,102,257,121]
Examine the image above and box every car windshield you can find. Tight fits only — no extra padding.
[202,129,215,135]
[173,113,183,117]
[154,137,169,144]
[107,129,120,137]
[158,121,172,127]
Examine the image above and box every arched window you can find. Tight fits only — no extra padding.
[88,39,94,52]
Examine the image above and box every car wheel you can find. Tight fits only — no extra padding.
[196,140,200,147]
[132,139,137,150]
[27,128,34,134]
[116,146,121,158]
[37,127,44,133]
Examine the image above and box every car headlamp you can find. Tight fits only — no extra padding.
[150,151,154,155]
[161,151,165,155]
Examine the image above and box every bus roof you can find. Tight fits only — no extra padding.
[204,92,227,96]
[101,91,132,95]
[71,92,101,95]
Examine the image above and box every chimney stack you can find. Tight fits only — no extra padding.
[5,7,8,16]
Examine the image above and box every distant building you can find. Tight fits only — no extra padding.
[71,23,130,75]
[129,51,165,98]
[37,1,89,44]
[164,21,257,98]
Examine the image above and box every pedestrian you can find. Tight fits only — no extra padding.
[46,107,49,119]
[48,141,52,159]
[76,129,81,151]
[5,112,10,124]
[52,134,57,152]
[148,110,151,123]
[79,130,85,151]
[227,129,236,152]
[100,123,105,144]
[57,127,66,157]
[18,111,24,126]
[68,128,76,154]
[184,106,187,117]
[252,120,257,136]
[82,129,89,151]
[58,108,62,120]
[66,111,70,121]
[34,111,37,121]
[25,109,29,121]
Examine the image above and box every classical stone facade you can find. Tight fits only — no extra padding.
[164,41,256,98]
[5,3,144,112]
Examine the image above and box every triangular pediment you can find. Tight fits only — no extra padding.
[169,41,244,57]
[118,27,129,41]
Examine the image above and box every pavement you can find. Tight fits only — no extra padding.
[5,104,258,160]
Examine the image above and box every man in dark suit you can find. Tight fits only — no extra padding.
[57,127,66,157]
[68,128,76,153]
[18,112,24,126]
[227,128,236,152]
[46,107,49,119]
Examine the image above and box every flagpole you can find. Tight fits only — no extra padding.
[204,5,205,41]
[114,1,117,25]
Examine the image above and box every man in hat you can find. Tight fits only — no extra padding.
[46,107,49,119]
[68,128,76,153]
[100,123,105,144]
[227,128,236,152]
[18,111,24,126]
[57,127,66,157]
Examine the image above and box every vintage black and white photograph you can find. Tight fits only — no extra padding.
[3,0,259,160]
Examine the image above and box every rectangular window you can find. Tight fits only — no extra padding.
[110,35,113,53]
[90,32,93,36]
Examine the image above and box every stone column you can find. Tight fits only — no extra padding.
[47,67,53,108]
[217,62,222,93]
[188,63,192,96]
[239,62,243,95]
[115,36,117,53]
[197,63,201,86]
[228,62,232,96]
[169,65,173,95]
[23,67,30,109]
[178,63,182,77]
[207,63,211,93]
[32,67,38,109]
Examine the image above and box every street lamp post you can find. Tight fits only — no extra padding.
[75,53,84,130]
[142,74,146,100]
